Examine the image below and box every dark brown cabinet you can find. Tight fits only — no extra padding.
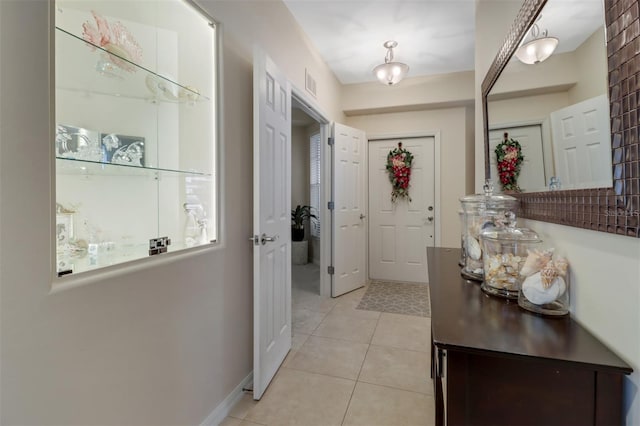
[428,247,632,426]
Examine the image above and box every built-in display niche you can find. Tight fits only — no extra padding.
[55,0,216,276]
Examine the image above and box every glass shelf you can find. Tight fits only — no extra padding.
[54,1,216,278]
[55,27,210,104]
[57,240,207,275]
[56,157,212,177]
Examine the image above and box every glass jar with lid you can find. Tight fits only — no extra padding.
[458,209,465,267]
[459,181,518,281]
[480,218,541,299]
[518,251,570,316]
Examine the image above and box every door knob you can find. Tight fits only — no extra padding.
[359,214,366,220]
[427,216,434,223]
[261,233,278,245]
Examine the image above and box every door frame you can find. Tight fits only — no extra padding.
[367,131,442,252]
[290,86,332,297]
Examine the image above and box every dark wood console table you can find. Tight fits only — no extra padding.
[428,247,632,426]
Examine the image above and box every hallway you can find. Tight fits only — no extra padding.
[221,286,434,425]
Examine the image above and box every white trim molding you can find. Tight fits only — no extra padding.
[201,371,253,426]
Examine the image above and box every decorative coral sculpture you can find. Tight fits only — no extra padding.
[82,11,142,73]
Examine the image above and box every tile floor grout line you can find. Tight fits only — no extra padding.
[355,377,435,397]
[367,341,432,355]
[339,292,380,426]
[283,364,361,382]
[354,312,381,383]
[340,344,371,426]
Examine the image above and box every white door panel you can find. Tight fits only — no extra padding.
[333,123,366,297]
[253,49,291,400]
[368,137,435,283]
[550,94,612,189]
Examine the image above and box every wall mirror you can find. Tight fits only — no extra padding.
[482,0,640,237]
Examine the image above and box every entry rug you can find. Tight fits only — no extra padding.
[356,280,430,317]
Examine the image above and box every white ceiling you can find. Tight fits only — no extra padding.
[283,0,605,85]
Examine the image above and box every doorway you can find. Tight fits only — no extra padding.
[368,136,436,283]
[291,96,323,297]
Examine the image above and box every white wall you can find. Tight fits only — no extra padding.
[0,1,343,424]
[476,1,640,424]
[346,107,469,248]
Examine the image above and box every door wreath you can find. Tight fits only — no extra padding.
[386,142,414,203]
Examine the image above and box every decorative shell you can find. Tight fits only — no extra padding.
[520,248,554,277]
[485,253,523,290]
[522,272,566,305]
[467,236,482,261]
[540,263,559,289]
[553,257,569,277]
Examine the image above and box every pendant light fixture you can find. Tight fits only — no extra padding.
[373,41,409,86]
[515,21,558,65]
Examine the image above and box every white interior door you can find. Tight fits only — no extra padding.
[550,94,612,189]
[489,125,546,192]
[368,138,435,283]
[252,49,291,400]
[332,123,366,297]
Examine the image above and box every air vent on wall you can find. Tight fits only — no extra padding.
[305,69,317,97]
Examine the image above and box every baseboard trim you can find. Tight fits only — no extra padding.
[201,371,253,426]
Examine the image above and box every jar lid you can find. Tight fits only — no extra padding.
[480,225,540,242]
[459,179,517,205]
[459,193,517,203]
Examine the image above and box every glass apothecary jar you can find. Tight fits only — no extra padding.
[480,223,541,299]
[459,182,518,281]
[458,209,465,267]
[518,251,570,316]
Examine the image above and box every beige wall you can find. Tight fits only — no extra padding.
[210,1,344,122]
[0,0,343,424]
[465,106,476,194]
[476,2,640,425]
[342,71,474,116]
[568,26,608,104]
[346,107,469,248]
[489,91,569,125]
[291,126,310,209]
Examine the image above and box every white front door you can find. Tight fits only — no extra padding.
[368,137,435,283]
[489,125,546,192]
[550,94,612,189]
[252,49,291,400]
[332,123,366,297]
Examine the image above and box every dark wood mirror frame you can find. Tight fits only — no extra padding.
[482,0,640,238]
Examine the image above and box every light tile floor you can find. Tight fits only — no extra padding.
[221,282,435,426]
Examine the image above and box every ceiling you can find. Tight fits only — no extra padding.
[282,0,605,86]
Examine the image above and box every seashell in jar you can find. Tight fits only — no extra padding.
[522,272,566,305]
[540,263,559,289]
[520,248,554,277]
[467,236,482,260]
[553,257,569,277]
[502,254,522,274]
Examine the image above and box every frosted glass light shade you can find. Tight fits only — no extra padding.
[373,61,409,85]
[515,37,559,64]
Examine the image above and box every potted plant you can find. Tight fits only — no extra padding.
[291,205,317,242]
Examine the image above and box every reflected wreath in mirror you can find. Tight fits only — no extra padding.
[495,132,524,193]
